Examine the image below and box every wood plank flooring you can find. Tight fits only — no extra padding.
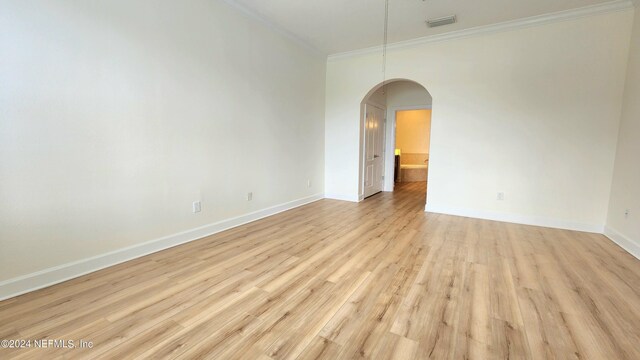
[1,182,639,359]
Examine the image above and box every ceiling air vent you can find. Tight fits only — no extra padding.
[426,15,457,28]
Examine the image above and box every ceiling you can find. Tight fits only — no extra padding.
[228,0,626,55]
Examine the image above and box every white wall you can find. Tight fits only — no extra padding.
[0,0,326,284]
[325,10,633,231]
[384,81,433,108]
[606,4,640,258]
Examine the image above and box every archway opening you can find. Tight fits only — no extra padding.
[359,79,432,205]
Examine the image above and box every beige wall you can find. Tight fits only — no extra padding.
[606,5,640,257]
[0,0,326,284]
[396,109,432,156]
[325,9,633,231]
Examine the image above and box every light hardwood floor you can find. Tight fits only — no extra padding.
[1,182,639,359]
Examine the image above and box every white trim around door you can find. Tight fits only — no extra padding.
[383,104,432,193]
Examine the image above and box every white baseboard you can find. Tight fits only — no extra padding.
[0,193,324,301]
[604,226,640,260]
[425,204,604,233]
[324,193,360,202]
[425,204,639,260]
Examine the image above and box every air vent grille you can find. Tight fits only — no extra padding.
[426,15,457,28]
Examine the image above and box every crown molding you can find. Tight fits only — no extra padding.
[221,0,326,58]
[328,0,634,61]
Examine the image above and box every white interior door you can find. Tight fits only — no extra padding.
[363,104,385,198]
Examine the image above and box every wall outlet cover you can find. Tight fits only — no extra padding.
[192,201,202,213]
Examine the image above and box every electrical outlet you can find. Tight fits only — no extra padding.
[192,201,201,213]
[497,192,505,201]
[625,209,630,218]
[307,179,312,188]
[247,192,253,201]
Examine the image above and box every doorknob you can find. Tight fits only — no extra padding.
[374,155,380,158]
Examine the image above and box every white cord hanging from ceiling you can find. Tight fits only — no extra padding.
[381,0,389,96]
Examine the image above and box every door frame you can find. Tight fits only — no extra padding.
[359,101,386,201]
[383,104,432,193]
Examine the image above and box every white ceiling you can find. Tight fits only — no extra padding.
[228,0,626,55]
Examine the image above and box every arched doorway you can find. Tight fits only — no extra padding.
[359,79,432,203]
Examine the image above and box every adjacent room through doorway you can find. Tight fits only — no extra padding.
[359,79,432,205]
[394,109,431,188]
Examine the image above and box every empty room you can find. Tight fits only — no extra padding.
[1,0,639,359]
